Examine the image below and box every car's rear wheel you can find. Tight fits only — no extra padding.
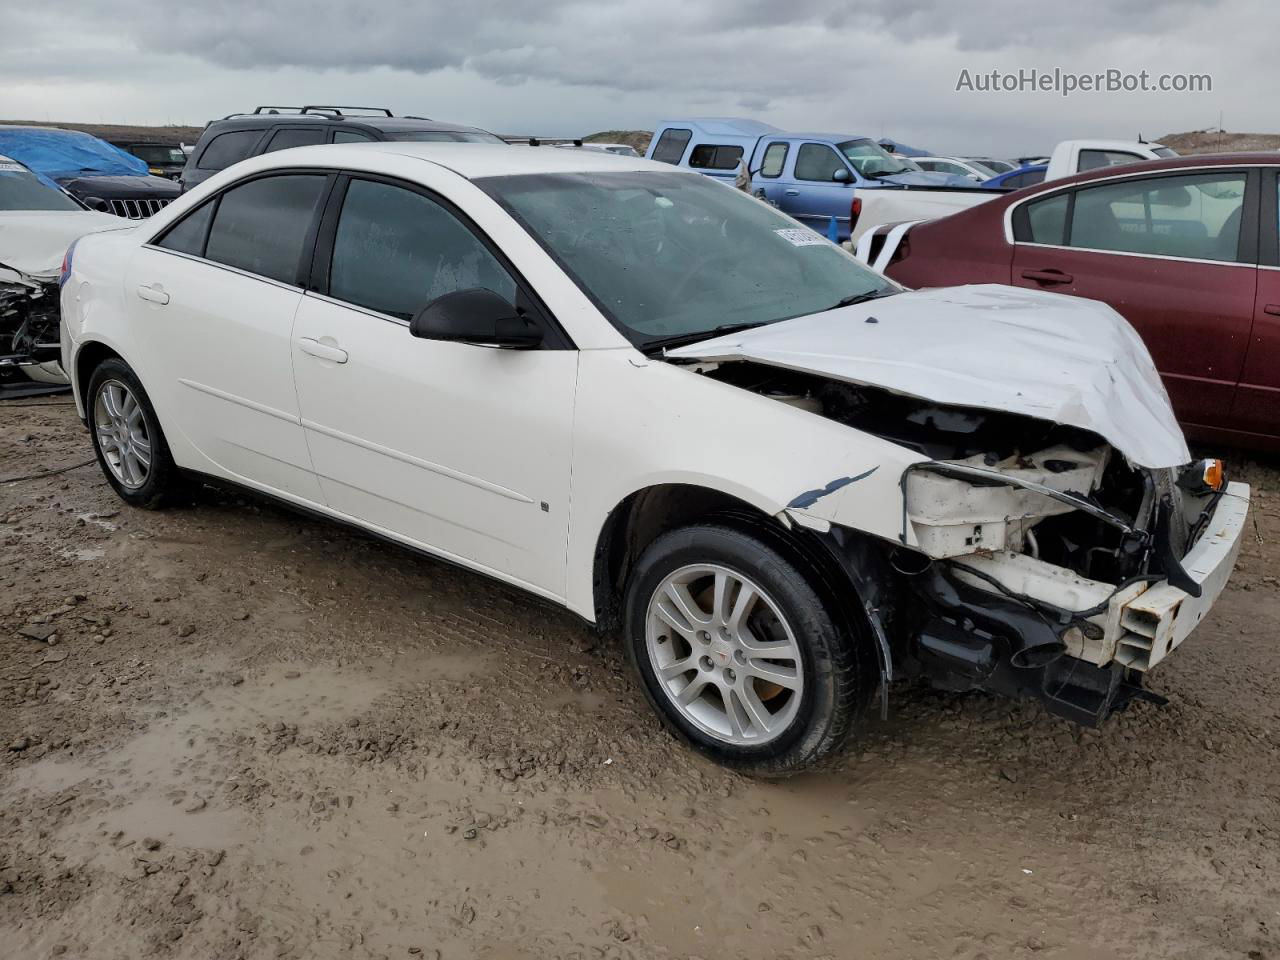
[624,523,867,776]
[87,358,180,509]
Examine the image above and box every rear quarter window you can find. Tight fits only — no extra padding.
[651,128,692,165]
[687,144,744,171]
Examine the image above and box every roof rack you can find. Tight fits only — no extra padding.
[219,105,399,120]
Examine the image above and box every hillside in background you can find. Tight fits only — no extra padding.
[0,119,205,144]
[583,130,652,153]
[1160,130,1280,154]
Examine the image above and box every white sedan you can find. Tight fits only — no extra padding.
[61,143,1248,774]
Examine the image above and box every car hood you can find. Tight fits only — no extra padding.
[60,173,181,199]
[877,170,980,188]
[664,284,1190,469]
[0,209,131,281]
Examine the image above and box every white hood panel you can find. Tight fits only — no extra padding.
[666,284,1190,469]
[0,210,128,282]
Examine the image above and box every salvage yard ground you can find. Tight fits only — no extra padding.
[1,398,1278,960]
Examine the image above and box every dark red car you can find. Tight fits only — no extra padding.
[857,153,1280,452]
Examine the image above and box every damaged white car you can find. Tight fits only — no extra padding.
[1,153,125,395]
[60,144,1250,775]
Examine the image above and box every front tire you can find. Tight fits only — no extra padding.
[86,358,180,509]
[624,523,867,776]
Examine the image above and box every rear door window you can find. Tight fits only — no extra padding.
[794,144,847,182]
[651,128,692,165]
[262,127,327,154]
[196,130,263,170]
[1019,193,1069,244]
[1068,172,1248,262]
[204,174,328,284]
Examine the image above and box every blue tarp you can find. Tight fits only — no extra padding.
[0,127,148,181]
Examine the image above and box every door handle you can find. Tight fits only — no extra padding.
[1021,269,1073,285]
[1264,304,1280,317]
[136,282,169,305]
[298,337,348,364]
[784,189,800,196]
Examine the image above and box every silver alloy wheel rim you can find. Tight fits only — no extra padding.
[645,563,804,746]
[93,379,152,489]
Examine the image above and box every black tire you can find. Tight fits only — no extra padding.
[86,357,181,509]
[623,523,868,776]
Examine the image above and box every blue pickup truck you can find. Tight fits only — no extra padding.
[645,118,973,240]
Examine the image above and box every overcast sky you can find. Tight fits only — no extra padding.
[1,0,1273,155]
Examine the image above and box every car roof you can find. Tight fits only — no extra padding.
[242,141,671,180]
[784,132,870,143]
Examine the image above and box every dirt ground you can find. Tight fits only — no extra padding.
[1,398,1277,960]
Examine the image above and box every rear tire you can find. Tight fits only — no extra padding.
[624,523,867,776]
[86,358,180,509]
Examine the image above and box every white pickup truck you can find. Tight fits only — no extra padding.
[849,139,1177,246]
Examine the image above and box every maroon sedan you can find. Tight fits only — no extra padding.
[857,154,1280,452]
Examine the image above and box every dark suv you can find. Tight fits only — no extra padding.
[180,105,506,192]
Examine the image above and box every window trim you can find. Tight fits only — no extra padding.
[146,167,338,289]
[1261,168,1279,269]
[308,171,575,350]
[1004,164,1271,267]
[793,142,850,183]
[759,141,789,179]
[262,125,330,153]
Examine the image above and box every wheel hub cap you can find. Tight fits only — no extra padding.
[93,379,152,489]
[644,563,804,746]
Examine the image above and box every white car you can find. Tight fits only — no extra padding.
[1,154,125,391]
[913,156,1000,181]
[61,143,1249,774]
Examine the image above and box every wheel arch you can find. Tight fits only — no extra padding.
[73,339,127,416]
[590,482,886,705]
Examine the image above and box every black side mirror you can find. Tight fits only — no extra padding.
[84,196,111,212]
[832,168,852,184]
[409,288,543,349]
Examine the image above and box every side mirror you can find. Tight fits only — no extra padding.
[832,168,852,184]
[409,288,543,349]
[84,196,110,212]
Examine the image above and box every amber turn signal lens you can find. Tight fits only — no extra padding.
[1202,458,1225,491]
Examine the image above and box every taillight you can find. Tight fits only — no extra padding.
[850,195,862,231]
[59,239,78,287]
[1202,458,1225,491]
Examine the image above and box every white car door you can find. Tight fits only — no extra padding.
[291,174,578,599]
[128,171,332,502]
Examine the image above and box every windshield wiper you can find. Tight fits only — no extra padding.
[824,289,897,312]
[645,322,768,354]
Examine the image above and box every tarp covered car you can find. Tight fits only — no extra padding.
[0,126,180,220]
[1,154,128,394]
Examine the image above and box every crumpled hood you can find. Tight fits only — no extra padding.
[666,284,1190,469]
[0,209,129,281]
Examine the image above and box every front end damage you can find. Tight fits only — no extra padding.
[894,449,1248,724]
[684,356,1250,726]
[0,264,66,396]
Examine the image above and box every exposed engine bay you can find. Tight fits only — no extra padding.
[0,266,65,396]
[691,358,1246,726]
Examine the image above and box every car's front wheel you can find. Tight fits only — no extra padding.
[624,523,868,776]
[86,357,180,509]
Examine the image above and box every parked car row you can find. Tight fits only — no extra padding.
[56,137,1249,774]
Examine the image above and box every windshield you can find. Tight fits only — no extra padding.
[837,139,913,177]
[388,130,506,144]
[0,159,81,211]
[479,170,897,347]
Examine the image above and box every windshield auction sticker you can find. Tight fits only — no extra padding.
[775,228,828,247]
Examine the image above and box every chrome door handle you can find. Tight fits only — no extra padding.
[298,337,348,364]
[136,283,169,305]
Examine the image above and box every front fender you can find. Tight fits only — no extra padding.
[564,349,925,618]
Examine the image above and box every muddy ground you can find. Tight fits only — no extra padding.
[1,398,1277,960]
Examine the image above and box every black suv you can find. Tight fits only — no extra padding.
[111,141,188,180]
[180,106,505,192]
